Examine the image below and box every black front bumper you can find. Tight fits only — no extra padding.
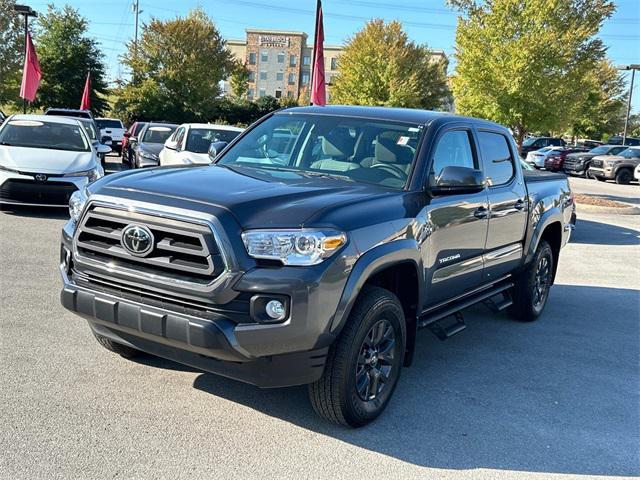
[60,283,328,388]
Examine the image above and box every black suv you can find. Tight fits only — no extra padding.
[520,136,566,157]
[564,145,627,177]
[60,106,574,426]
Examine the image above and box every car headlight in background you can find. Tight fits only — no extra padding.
[64,168,102,183]
[241,230,346,266]
[139,151,159,162]
[605,160,621,168]
[68,189,88,222]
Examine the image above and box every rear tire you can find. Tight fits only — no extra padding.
[309,287,405,427]
[615,169,632,185]
[509,240,554,322]
[93,333,141,359]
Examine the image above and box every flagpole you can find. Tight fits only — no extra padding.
[310,0,321,105]
[13,4,38,113]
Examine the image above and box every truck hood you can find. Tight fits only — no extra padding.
[0,145,95,174]
[96,164,399,229]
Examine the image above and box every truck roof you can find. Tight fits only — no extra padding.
[279,105,504,129]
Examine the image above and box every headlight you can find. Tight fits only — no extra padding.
[241,230,346,266]
[68,189,88,222]
[139,151,158,161]
[64,168,102,182]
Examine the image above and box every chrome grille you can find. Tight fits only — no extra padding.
[75,206,225,283]
[591,159,603,168]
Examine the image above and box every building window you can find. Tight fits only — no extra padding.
[248,52,256,65]
[261,50,268,62]
[288,73,296,85]
[301,72,310,85]
[331,57,338,70]
[248,88,254,100]
[277,52,285,63]
[276,72,284,81]
[259,71,267,80]
[275,90,282,99]
[302,55,311,66]
[248,71,255,82]
[287,91,293,98]
[290,54,297,67]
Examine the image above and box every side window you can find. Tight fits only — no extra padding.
[430,130,476,179]
[477,131,515,186]
[174,127,186,150]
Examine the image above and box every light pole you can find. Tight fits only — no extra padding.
[13,4,38,114]
[618,64,640,145]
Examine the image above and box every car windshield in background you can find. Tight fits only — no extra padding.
[186,128,241,153]
[588,146,609,154]
[217,114,423,189]
[0,120,90,152]
[77,119,98,141]
[619,148,640,158]
[522,138,537,146]
[96,119,122,129]
[142,125,176,143]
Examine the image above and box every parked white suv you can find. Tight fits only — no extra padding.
[95,118,126,154]
[159,123,244,166]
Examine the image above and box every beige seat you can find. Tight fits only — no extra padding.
[311,129,359,172]
[361,138,414,175]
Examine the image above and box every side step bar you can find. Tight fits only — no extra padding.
[418,280,514,340]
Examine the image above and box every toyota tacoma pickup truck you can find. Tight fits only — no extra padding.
[60,106,575,427]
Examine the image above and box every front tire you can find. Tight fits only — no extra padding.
[615,169,632,185]
[309,287,405,427]
[93,333,141,359]
[509,240,554,322]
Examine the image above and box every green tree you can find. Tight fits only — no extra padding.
[229,60,249,99]
[331,19,450,109]
[34,5,109,114]
[116,8,233,123]
[449,0,615,148]
[0,0,26,106]
[569,60,626,140]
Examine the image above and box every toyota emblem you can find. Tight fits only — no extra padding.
[34,173,47,182]
[121,224,154,256]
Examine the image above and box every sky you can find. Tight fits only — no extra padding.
[24,0,640,113]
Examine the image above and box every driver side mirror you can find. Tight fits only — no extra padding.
[96,143,112,155]
[208,141,228,161]
[164,138,178,151]
[430,166,485,195]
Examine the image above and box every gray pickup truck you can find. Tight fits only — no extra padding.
[60,106,575,427]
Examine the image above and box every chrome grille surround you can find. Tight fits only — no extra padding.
[71,197,239,299]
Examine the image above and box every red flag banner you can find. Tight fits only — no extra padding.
[19,32,42,102]
[80,72,91,110]
[310,0,326,106]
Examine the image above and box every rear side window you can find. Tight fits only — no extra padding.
[477,131,515,186]
[431,130,476,178]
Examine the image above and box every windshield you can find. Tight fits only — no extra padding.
[96,119,123,129]
[0,119,90,152]
[142,125,176,143]
[619,148,640,159]
[217,114,424,189]
[589,146,609,154]
[77,119,98,141]
[186,128,242,153]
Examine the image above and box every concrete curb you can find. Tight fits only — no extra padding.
[576,203,640,216]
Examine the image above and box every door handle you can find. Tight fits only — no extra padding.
[474,206,488,219]
[514,199,526,211]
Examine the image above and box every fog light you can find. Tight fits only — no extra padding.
[265,300,286,320]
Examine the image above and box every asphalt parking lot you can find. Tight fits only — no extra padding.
[1,156,639,479]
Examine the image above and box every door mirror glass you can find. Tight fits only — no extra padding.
[431,166,485,195]
[208,141,228,161]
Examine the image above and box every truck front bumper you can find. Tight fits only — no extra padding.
[60,276,329,388]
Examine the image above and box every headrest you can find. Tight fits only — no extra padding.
[375,138,413,164]
[322,128,355,158]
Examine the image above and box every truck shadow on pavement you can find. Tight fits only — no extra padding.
[151,284,638,477]
[570,219,639,246]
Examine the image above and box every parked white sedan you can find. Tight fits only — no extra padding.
[525,146,565,168]
[159,123,244,166]
[0,115,107,207]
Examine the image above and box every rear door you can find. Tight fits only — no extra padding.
[476,129,528,281]
[421,126,489,307]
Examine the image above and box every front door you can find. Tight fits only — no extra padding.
[420,127,489,307]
